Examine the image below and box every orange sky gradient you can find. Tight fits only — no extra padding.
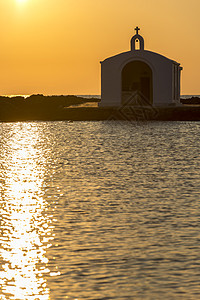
[0,0,199,95]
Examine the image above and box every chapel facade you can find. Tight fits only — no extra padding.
[99,27,182,107]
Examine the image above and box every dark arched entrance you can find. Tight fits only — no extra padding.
[122,61,153,105]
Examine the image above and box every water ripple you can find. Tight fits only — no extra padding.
[0,121,200,299]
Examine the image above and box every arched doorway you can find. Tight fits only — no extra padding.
[121,61,153,105]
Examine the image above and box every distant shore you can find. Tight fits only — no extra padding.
[1,94,200,122]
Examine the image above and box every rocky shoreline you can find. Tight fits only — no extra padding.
[1,94,200,122]
[180,96,200,105]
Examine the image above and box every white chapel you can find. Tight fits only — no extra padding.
[99,27,182,107]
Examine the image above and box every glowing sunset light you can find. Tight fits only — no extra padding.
[0,0,200,95]
[0,123,57,299]
[16,0,28,4]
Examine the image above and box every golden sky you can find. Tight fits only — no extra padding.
[0,0,199,95]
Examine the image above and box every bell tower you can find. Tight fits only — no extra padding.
[131,26,144,51]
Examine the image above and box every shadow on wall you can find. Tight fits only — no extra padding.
[122,61,153,105]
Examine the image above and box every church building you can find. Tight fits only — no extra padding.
[99,27,182,107]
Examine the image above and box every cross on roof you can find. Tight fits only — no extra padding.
[135,26,140,35]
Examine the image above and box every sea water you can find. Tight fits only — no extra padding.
[0,121,200,299]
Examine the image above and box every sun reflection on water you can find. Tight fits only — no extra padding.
[0,123,54,300]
